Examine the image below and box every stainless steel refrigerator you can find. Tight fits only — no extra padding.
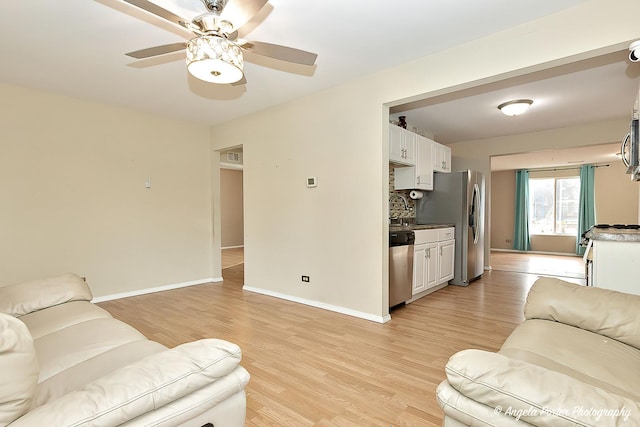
[416,170,485,286]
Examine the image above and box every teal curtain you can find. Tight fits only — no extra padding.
[576,164,596,255]
[513,170,531,251]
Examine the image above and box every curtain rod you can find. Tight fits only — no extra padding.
[516,163,610,173]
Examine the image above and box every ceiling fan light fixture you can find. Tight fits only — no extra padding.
[498,99,533,116]
[186,35,243,84]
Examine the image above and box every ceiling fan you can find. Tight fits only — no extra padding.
[122,0,318,84]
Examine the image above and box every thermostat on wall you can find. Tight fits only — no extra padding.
[306,177,317,188]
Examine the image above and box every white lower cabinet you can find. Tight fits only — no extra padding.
[425,242,439,289]
[412,227,455,296]
[413,244,427,295]
[590,240,640,295]
[438,239,455,283]
[413,242,438,295]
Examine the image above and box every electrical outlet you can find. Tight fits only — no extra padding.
[301,275,310,283]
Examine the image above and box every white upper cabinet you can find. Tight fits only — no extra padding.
[389,125,416,166]
[394,134,433,190]
[414,137,433,190]
[432,142,452,173]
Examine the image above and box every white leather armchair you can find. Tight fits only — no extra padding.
[0,273,249,427]
[437,277,640,426]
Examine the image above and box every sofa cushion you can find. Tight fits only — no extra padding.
[445,349,640,426]
[525,277,640,350]
[436,380,528,427]
[10,339,246,427]
[0,313,39,425]
[34,317,148,382]
[0,273,93,317]
[19,301,112,340]
[32,339,168,409]
[500,319,640,400]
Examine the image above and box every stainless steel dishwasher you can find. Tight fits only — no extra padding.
[389,230,414,307]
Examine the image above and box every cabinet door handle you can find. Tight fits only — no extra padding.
[426,249,430,259]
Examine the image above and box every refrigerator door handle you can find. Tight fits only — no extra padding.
[622,132,631,168]
[470,183,480,245]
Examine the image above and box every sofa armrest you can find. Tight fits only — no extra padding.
[0,273,93,317]
[444,349,639,426]
[10,339,247,427]
[525,277,640,349]
[437,380,530,426]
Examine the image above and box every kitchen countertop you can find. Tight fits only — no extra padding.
[389,223,455,232]
[584,227,640,242]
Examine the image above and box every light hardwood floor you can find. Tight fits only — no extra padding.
[97,262,547,426]
[222,247,245,269]
[491,250,585,284]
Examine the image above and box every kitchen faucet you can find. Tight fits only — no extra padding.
[389,194,410,225]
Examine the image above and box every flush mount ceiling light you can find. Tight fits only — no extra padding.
[497,99,533,116]
[186,35,244,84]
[629,40,640,63]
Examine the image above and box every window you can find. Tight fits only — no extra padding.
[528,177,580,235]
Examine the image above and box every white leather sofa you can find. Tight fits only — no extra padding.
[0,273,250,427]
[437,277,640,426]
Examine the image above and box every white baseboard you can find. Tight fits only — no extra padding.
[221,245,244,250]
[406,282,448,303]
[92,277,223,303]
[242,285,391,324]
[491,248,581,257]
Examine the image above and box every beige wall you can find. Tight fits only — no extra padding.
[220,168,244,247]
[211,0,640,321]
[453,118,630,262]
[490,160,639,253]
[3,0,637,318]
[0,84,217,297]
[490,170,515,249]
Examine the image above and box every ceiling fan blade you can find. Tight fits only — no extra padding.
[242,41,317,66]
[122,0,186,27]
[221,0,268,30]
[126,42,187,59]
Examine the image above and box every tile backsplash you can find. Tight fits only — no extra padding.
[389,166,416,219]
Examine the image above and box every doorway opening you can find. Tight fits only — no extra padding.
[219,147,244,284]
[386,48,639,275]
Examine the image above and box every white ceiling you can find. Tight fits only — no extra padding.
[391,50,640,170]
[391,52,640,144]
[0,0,589,127]
[3,0,637,172]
